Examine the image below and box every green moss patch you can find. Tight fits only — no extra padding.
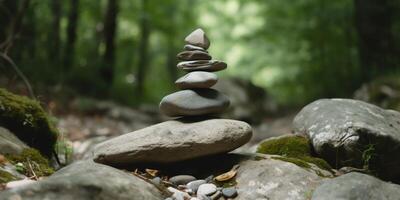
[0,88,58,157]
[0,170,17,184]
[6,148,54,177]
[257,135,333,172]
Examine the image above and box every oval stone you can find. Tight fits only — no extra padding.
[93,119,252,165]
[159,89,229,117]
[175,72,218,89]
[184,44,207,52]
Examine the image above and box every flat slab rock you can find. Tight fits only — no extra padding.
[92,119,252,166]
[293,98,400,181]
[0,161,162,200]
[312,172,400,200]
[159,89,229,117]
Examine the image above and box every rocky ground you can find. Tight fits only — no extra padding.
[3,96,400,199]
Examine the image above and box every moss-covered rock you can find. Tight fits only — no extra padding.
[257,135,332,172]
[0,88,58,157]
[6,148,54,177]
[0,169,17,184]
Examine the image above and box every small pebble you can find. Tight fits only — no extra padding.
[197,194,211,200]
[165,198,173,200]
[221,187,238,198]
[187,180,206,193]
[151,177,161,185]
[197,183,217,196]
[167,187,191,200]
[169,175,196,186]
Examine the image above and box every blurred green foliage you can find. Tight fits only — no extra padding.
[0,0,399,106]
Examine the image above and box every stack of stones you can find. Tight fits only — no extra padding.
[159,28,229,117]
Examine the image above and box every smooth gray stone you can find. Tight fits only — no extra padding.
[184,44,207,52]
[0,161,162,200]
[93,119,252,165]
[187,180,207,193]
[177,50,211,61]
[185,28,210,49]
[197,183,217,196]
[312,172,400,200]
[222,187,238,198]
[169,175,196,186]
[0,126,28,155]
[159,89,229,117]
[293,98,400,181]
[175,72,218,89]
[177,60,227,72]
[235,154,329,200]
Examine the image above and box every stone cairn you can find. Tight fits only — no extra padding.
[159,28,230,117]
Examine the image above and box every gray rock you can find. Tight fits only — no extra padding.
[293,98,400,180]
[197,183,217,196]
[184,44,207,52]
[236,154,328,200]
[168,187,191,200]
[0,161,162,200]
[93,119,252,165]
[210,190,222,200]
[169,175,196,186]
[177,50,211,61]
[159,89,230,117]
[0,127,28,155]
[187,180,206,193]
[185,28,210,49]
[221,187,237,198]
[151,177,162,185]
[312,172,400,200]
[175,72,218,89]
[177,60,227,72]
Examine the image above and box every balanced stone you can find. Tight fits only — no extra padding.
[177,60,227,72]
[93,119,252,165]
[177,50,211,61]
[175,71,218,89]
[184,44,207,52]
[159,89,229,117]
[185,28,210,49]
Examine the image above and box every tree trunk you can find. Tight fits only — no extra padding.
[64,0,79,70]
[135,0,150,99]
[49,0,61,63]
[354,0,398,81]
[166,34,178,82]
[101,0,118,86]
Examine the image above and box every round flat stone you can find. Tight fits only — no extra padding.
[177,50,211,61]
[177,60,227,72]
[185,28,210,49]
[184,44,207,52]
[222,187,238,198]
[175,72,218,89]
[93,119,252,165]
[159,89,229,117]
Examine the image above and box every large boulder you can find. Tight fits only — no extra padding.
[293,98,400,181]
[92,118,252,166]
[0,161,163,200]
[236,154,330,200]
[0,127,28,155]
[312,172,400,200]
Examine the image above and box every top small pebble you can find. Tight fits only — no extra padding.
[185,28,210,50]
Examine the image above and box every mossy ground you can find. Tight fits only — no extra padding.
[6,148,54,177]
[0,88,58,157]
[257,135,333,172]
